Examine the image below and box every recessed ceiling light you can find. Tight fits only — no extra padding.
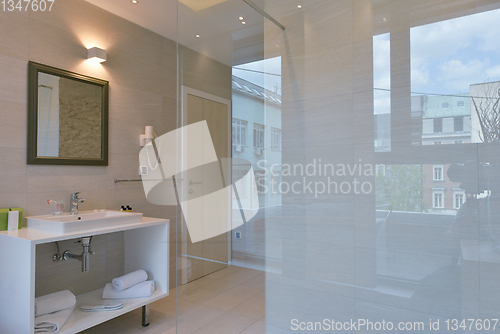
[131,0,138,3]
[297,5,302,8]
[242,21,246,24]
[239,16,244,20]
[196,34,200,38]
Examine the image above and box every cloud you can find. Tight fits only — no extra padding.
[373,33,390,89]
[437,59,485,91]
[410,7,500,94]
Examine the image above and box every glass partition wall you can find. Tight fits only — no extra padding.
[259,0,500,333]
[174,0,500,333]
[175,1,269,333]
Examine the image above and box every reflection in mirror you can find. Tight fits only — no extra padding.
[37,73,102,159]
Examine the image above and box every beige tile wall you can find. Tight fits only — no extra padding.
[0,0,231,295]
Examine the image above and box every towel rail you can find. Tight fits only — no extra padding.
[114,179,181,183]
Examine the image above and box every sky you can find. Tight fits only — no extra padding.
[232,56,282,94]
[373,7,500,114]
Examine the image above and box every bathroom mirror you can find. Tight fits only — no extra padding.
[27,61,109,165]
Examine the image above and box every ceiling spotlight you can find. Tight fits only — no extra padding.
[297,4,302,8]
[239,16,244,20]
[131,0,138,3]
[196,34,200,38]
[242,21,246,24]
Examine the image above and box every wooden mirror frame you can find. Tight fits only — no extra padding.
[27,61,109,166]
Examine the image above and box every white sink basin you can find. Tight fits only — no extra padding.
[27,210,143,234]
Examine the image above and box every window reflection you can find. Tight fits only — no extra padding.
[411,8,500,145]
[374,33,391,152]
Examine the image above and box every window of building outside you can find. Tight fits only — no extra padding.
[434,118,443,133]
[454,190,465,209]
[232,119,246,146]
[457,101,465,106]
[433,165,444,181]
[454,116,464,131]
[442,102,449,108]
[253,123,264,148]
[433,191,444,208]
[271,127,281,150]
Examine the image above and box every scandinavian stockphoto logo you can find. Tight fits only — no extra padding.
[138,121,259,243]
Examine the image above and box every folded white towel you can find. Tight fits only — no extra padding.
[35,305,74,333]
[103,281,155,299]
[35,290,76,317]
[112,270,148,291]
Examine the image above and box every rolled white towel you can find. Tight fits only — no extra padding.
[35,305,74,333]
[112,270,148,291]
[103,281,155,299]
[35,290,76,317]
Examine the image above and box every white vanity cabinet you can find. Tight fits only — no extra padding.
[0,217,169,334]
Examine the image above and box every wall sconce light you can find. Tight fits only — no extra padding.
[140,126,155,147]
[87,47,107,63]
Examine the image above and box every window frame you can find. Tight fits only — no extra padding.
[253,123,265,149]
[433,190,444,209]
[271,127,282,151]
[433,165,444,181]
[232,119,247,147]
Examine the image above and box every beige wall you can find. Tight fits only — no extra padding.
[0,0,230,294]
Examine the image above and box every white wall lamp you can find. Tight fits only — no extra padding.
[140,126,155,147]
[87,47,107,63]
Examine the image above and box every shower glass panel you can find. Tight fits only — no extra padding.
[175,1,268,332]
[261,0,500,332]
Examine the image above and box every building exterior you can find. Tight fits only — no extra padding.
[231,75,282,208]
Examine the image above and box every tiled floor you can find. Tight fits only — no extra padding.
[82,266,265,334]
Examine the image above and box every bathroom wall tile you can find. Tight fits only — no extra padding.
[0,193,27,215]
[29,0,108,37]
[28,19,88,72]
[109,83,162,122]
[108,116,148,155]
[0,101,27,149]
[282,44,354,103]
[162,96,178,134]
[0,11,29,60]
[0,148,27,195]
[27,174,107,193]
[0,54,27,105]
[105,50,163,96]
[302,0,354,53]
[108,14,163,66]
[27,164,107,178]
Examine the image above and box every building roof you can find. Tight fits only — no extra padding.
[422,94,470,119]
[232,75,282,105]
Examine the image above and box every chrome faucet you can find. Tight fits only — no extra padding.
[70,191,85,215]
